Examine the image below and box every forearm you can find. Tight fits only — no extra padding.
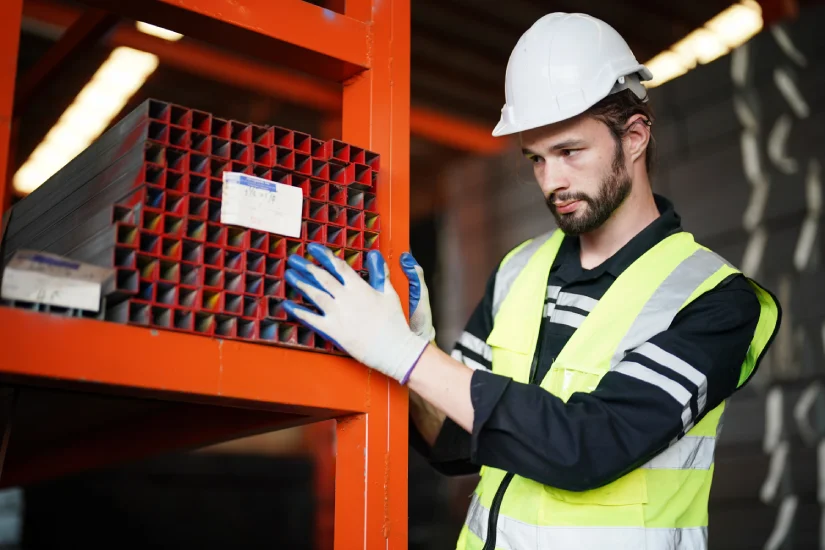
[408,348,481,475]
[409,389,446,446]
[408,344,475,434]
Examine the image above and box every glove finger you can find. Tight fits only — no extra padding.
[286,254,332,296]
[287,254,342,297]
[282,299,326,329]
[306,242,351,285]
[282,299,345,350]
[285,269,334,312]
[400,253,425,289]
[366,250,405,316]
[366,250,389,292]
[399,252,422,311]
[399,251,421,274]
[400,252,424,315]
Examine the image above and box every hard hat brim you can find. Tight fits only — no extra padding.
[492,64,654,137]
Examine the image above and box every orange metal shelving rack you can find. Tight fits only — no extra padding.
[0,1,410,548]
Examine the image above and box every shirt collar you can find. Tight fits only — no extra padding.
[551,194,683,282]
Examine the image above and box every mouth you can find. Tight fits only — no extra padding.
[554,200,581,214]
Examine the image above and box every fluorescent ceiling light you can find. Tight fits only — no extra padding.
[645,0,763,88]
[135,21,183,41]
[13,47,159,195]
[680,28,729,64]
[645,52,691,89]
[707,0,765,48]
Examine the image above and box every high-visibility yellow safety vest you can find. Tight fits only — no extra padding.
[456,229,780,550]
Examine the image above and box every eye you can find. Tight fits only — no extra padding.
[526,154,543,164]
[561,149,579,158]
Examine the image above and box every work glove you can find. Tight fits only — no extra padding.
[399,252,436,344]
[283,243,429,384]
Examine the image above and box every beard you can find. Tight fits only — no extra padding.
[545,145,631,236]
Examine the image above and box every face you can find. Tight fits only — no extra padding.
[521,116,631,236]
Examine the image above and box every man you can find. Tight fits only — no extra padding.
[282,12,781,550]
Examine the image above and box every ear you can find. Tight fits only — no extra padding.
[624,114,651,165]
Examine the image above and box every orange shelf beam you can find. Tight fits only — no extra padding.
[79,0,370,81]
[0,307,371,415]
[21,0,507,156]
[153,0,370,67]
[411,105,504,155]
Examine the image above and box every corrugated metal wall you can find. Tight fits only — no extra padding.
[435,5,825,548]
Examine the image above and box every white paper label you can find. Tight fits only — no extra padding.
[1,250,113,311]
[221,172,302,238]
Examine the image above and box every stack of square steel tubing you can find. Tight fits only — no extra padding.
[2,99,381,353]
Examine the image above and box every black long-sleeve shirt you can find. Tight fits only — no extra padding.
[411,195,768,491]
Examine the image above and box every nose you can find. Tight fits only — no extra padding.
[534,162,568,199]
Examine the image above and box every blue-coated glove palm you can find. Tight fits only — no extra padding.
[400,252,436,343]
[283,244,429,384]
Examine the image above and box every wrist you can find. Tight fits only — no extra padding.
[405,345,475,433]
[398,334,429,384]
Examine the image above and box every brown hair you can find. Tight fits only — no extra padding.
[584,89,656,173]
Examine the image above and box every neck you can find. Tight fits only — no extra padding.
[578,184,659,270]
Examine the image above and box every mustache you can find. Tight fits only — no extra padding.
[546,192,592,206]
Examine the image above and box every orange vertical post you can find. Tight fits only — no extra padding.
[0,0,22,211]
[335,0,411,547]
[333,413,367,546]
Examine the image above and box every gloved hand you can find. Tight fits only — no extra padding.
[400,252,436,343]
[283,243,429,384]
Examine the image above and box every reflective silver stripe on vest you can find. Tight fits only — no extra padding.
[613,361,694,430]
[642,436,716,470]
[451,349,487,371]
[492,231,556,319]
[466,494,708,550]
[543,285,563,318]
[556,291,599,313]
[636,342,708,414]
[458,331,493,362]
[547,285,563,298]
[611,248,727,368]
[550,308,587,329]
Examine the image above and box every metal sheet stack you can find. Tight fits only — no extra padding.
[2,99,382,352]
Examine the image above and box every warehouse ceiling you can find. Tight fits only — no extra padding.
[12,0,783,217]
[406,0,738,123]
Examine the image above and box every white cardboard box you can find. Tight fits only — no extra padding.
[1,250,114,312]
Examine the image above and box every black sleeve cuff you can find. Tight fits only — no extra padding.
[408,405,480,477]
[430,418,472,462]
[469,368,512,462]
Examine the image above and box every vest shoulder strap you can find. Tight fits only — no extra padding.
[493,230,559,319]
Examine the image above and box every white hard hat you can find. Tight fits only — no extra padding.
[493,13,654,137]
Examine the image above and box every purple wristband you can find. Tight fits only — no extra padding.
[400,341,429,385]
